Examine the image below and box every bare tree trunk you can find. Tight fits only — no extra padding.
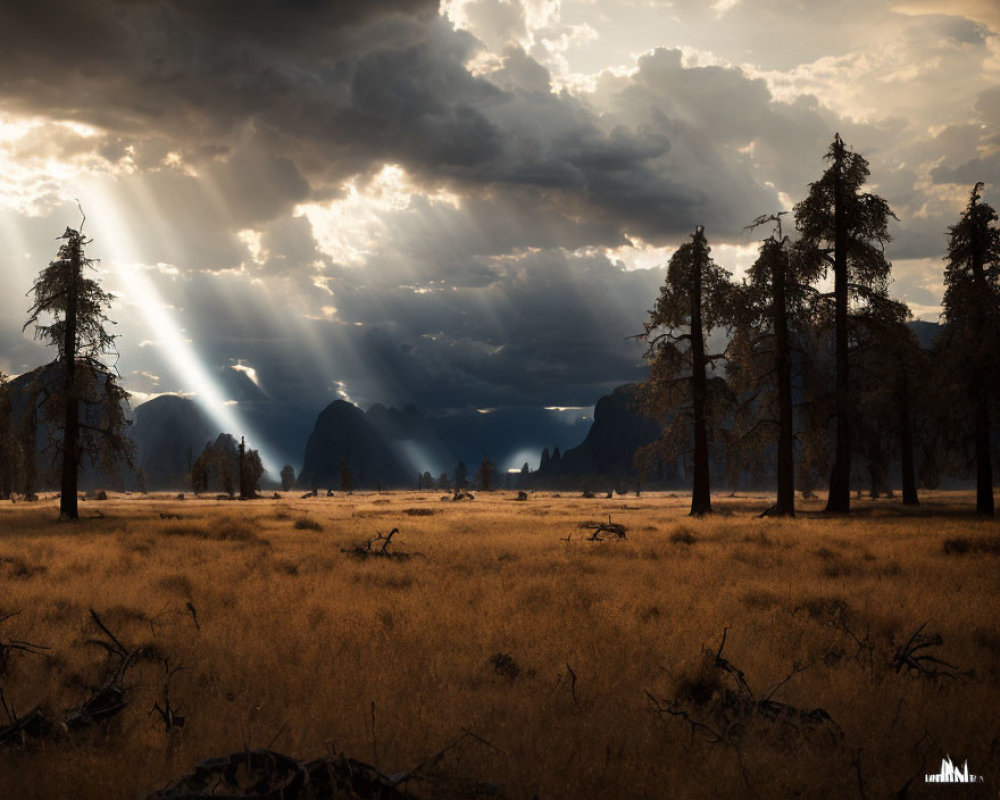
[826,136,852,513]
[899,377,919,505]
[969,214,995,515]
[0,390,11,500]
[20,394,37,501]
[773,246,795,516]
[690,244,712,517]
[239,436,249,500]
[60,238,80,520]
[974,388,994,515]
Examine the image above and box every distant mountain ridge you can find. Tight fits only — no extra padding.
[530,320,947,488]
[535,384,659,482]
[130,395,215,489]
[4,320,948,491]
[298,399,411,489]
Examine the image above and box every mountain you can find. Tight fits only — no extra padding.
[298,399,411,489]
[131,395,215,489]
[910,319,942,349]
[534,383,669,486]
[3,372,231,491]
[6,363,133,490]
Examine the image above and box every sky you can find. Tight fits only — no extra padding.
[0,0,997,471]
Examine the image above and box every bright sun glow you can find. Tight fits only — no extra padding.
[296,163,461,267]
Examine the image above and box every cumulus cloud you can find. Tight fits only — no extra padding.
[0,0,997,459]
[0,0,783,249]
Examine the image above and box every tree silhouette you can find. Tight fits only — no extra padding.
[453,460,469,490]
[339,457,355,493]
[851,300,926,505]
[244,449,264,498]
[238,436,263,499]
[794,134,895,513]
[0,374,32,500]
[0,373,13,499]
[728,213,824,516]
[539,447,551,472]
[190,434,261,496]
[238,437,250,499]
[637,225,733,516]
[280,464,296,491]
[24,221,133,519]
[939,183,1000,515]
[191,443,210,494]
[475,454,495,491]
[18,391,38,501]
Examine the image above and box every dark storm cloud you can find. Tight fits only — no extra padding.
[90,245,660,467]
[258,215,324,276]
[931,157,1000,187]
[0,0,788,247]
[927,86,1000,188]
[976,86,1000,123]
[323,250,662,408]
[347,187,635,289]
[135,246,661,413]
[0,328,48,376]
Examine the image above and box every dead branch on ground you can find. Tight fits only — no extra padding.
[147,730,505,799]
[0,611,49,675]
[343,528,411,560]
[0,609,145,746]
[149,658,187,732]
[577,515,627,541]
[891,622,972,681]
[646,628,841,752]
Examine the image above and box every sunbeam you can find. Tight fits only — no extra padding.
[115,263,281,477]
[76,176,281,476]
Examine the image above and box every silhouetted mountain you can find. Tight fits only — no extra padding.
[909,320,941,349]
[535,383,663,483]
[7,363,132,490]
[131,395,215,489]
[298,400,411,489]
[353,402,590,479]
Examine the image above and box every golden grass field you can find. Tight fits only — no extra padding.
[0,490,999,799]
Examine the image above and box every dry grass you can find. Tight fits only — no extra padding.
[0,490,998,798]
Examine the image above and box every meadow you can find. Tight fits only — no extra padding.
[0,490,998,799]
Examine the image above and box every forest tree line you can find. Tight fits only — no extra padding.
[0,135,996,519]
[636,134,1000,517]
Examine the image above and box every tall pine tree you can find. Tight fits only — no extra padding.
[728,213,824,516]
[794,135,895,513]
[939,183,1000,515]
[637,226,733,516]
[24,221,133,519]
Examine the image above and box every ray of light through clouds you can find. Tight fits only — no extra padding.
[0,0,997,469]
[80,179,283,474]
[115,263,283,475]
